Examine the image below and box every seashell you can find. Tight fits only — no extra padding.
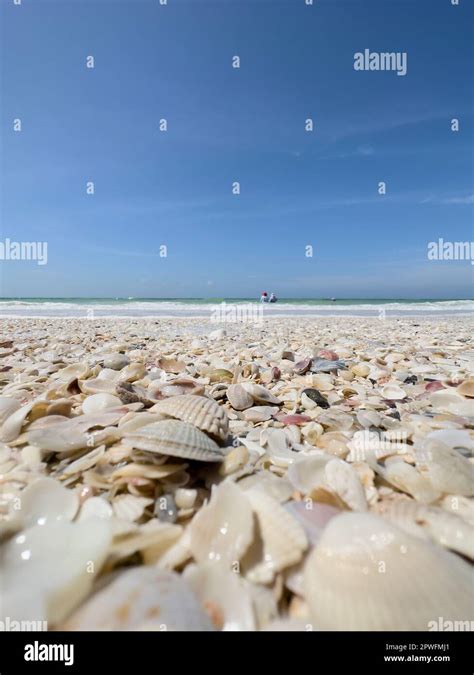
[284,501,341,545]
[116,382,154,406]
[301,388,329,409]
[113,494,153,522]
[303,512,474,630]
[150,379,204,399]
[324,459,367,511]
[0,396,21,426]
[27,412,124,453]
[457,378,474,398]
[156,357,186,374]
[243,406,278,422]
[260,366,281,384]
[208,369,233,383]
[239,471,293,503]
[77,496,113,522]
[440,494,474,526]
[151,395,229,444]
[117,362,146,382]
[294,358,311,375]
[0,400,38,442]
[82,393,122,415]
[317,349,339,361]
[107,520,182,566]
[275,413,311,426]
[380,383,406,400]
[209,328,226,340]
[103,354,130,371]
[18,477,79,528]
[124,419,225,462]
[3,519,112,625]
[356,409,381,428]
[226,384,254,411]
[62,566,214,631]
[415,439,473,496]
[351,363,370,378]
[183,563,256,631]
[429,390,474,416]
[189,481,254,567]
[425,380,445,392]
[174,488,197,510]
[377,501,474,559]
[369,455,441,504]
[310,358,345,373]
[240,383,281,406]
[219,444,249,476]
[243,490,307,584]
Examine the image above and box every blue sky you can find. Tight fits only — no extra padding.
[0,0,473,298]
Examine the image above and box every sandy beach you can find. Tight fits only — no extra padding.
[0,315,473,631]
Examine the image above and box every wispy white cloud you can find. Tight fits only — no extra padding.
[420,194,474,205]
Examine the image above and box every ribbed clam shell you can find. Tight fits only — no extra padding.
[123,419,225,462]
[63,566,214,631]
[152,395,228,444]
[303,513,474,630]
[243,490,308,584]
[377,500,474,560]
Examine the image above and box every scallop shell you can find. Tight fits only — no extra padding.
[415,439,473,496]
[183,563,256,631]
[189,480,254,567]
[123,419,225,462]
[226,384,254,411]
[152,394,229,444]
[62,566,214,631]
[112,494,153,522]
[243,490,307,584]
[303,512,474,630]
[3,519,112,625]
[19,477,79,528]
[377,500,474,560]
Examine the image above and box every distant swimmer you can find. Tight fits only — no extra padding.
[269,293,278,303]
[260,291,268,303]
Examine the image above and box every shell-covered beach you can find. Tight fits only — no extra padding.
[1,316,473,631]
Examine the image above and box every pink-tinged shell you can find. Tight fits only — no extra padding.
[275,414,312,426]
[425,381,445,393]
[271,367,281,381]
[294,358,311,375]
[317,350,339,361]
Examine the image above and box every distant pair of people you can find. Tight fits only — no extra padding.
[260,292,277,303]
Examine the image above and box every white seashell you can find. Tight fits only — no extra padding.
[152,394,228,444]
[378,500,474,559]
[439,494,474,526]
[356,409,382,428]
[429,390,474,416]
[3,519,112,625]
[219,444,249,476]
[243,490,307,584]
[324,459,367,511]
[112,494,153,522]
[226,384,253,411]
[284,500,341,545]
[77,496,113,522]
[209,328,226,340]
[189,481,254,567]
[423,429,473,454]
[287,454,332,494]
[415,439,473,496]
[174,488,197,510]
[240,383,281,405]
[380,383,406,400]
[303,512,474,630]
[19,477,79,528]
[63,566,214,631]
[106,520,182,566]
[124,419,225,462]
[239,471,294,503]
[243,406,278,422]
[351,363,370,378]
[367,453,441,504]
[183,563,256,631]
[82,393,122,415]
[0,400,37,442]
[103,354,130,371]
[0,396,21,426]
